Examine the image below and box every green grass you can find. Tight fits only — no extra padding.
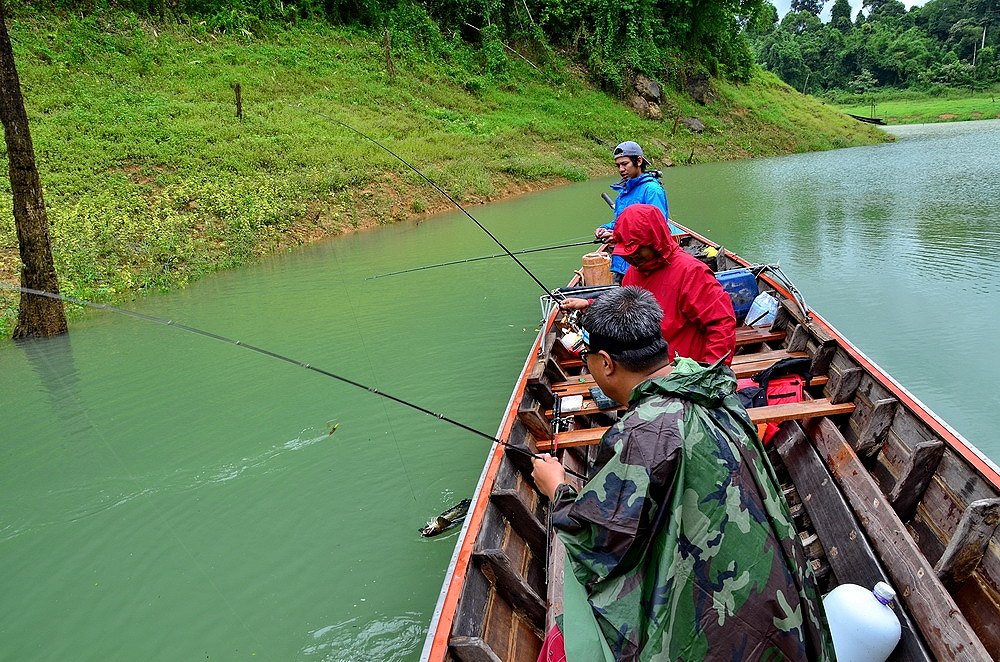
[0,8,890,336]
[834,88,1000,125]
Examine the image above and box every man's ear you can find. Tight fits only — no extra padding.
[594,350,616,378]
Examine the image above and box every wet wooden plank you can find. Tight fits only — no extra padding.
[934,498,1000,585]
[735,326,786,346]
[805,417,992,660]
[491,489,547,559]
[772,424,934,662]
[473,548,547,627]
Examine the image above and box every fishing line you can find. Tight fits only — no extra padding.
[366,238,600,280]
[4,284,586,480]
[298,106,563,300]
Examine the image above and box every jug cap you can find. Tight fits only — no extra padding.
[873,582,896,606]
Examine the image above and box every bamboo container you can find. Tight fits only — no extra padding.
[581,252,612,285]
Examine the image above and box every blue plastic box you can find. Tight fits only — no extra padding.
[715,268,759,322]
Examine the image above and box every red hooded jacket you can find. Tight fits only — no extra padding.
[614,204,736,365]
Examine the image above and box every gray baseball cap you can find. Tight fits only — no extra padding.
[613,141,649,164]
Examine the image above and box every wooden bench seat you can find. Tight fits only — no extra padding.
[551,358,827,398]
[535,398,855,452]
[735,326,786,346]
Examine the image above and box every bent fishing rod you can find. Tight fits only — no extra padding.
[301,107,564,301]
[367,238,600,281]
[3,284,587,480]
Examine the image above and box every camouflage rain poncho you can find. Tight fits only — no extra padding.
[551,358,834,661]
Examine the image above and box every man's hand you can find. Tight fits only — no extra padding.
[532,454,567,500]
[558,297,591,311]
[595,227,613,241]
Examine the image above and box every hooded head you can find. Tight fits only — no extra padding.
[611,204,678,272]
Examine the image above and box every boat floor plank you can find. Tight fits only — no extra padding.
[806,417,993,660]
[772,424,934,662]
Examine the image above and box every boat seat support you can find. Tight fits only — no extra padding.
[827,366,864,405]
[888,440,945,522]
[852,397,898,459]
[473,548,547,627]
[934,498,1000,585]
[490,490,547,559]
[449,636,504,662]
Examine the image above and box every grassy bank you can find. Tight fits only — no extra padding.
[833,87,1000,125]
[0,9,889,335]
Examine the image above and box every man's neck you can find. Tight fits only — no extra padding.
[618,361,673,402]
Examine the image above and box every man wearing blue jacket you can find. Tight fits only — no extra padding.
[595,141,678,282]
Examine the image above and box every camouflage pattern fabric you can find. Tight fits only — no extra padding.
[551,358,835,661]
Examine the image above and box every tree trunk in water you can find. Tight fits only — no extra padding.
[0,0,67,338]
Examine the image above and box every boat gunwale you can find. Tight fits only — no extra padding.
[420,302,563,660]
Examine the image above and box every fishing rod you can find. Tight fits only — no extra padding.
[301,107,563,300]
[3,284,587,480]
[367,238,600,281]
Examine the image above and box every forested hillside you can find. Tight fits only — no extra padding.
[16,0,771,93]
[1,0,886,334]
[751,0,998,94]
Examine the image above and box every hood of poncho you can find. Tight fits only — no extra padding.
[629,357,736,408]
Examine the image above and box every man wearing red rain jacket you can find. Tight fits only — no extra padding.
[615,204,736,365]
[563,204,736,366]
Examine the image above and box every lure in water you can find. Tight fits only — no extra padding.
[419,498,472,537]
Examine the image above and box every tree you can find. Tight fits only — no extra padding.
[0,0,67,338]
[791,0,824,15]
[831,0,853,32]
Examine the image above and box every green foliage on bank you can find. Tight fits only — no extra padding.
[0,7,888,335]
[13,0,770,94]
[751,0,999,98]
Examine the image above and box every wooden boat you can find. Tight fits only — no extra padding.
[847,112,887,126]
[420,223,1000,661]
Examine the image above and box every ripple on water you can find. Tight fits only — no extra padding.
[302,612,426,661]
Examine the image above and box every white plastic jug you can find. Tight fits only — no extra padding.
[822,582,901,662]
[744,291,779,327]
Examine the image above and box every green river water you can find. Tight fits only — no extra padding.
[2,120,998,660]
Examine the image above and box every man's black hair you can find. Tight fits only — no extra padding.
[583,286,668,372]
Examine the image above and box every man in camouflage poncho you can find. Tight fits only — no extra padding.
[532,287,833,661]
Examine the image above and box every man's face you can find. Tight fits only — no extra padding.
[615,156,642,180]
[623,245,663,272]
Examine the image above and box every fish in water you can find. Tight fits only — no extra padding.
[419,498,472,537]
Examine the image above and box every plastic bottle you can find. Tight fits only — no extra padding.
[822,582,902,662]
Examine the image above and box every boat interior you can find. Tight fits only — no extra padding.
[425,232,1000,662]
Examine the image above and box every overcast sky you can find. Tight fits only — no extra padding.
[771,0,930,21]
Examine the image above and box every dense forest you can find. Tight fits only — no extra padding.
[750,0,999,96]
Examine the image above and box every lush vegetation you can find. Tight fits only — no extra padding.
[750,0,1000,101]
[18,0,771,94]
[0,4,888,335]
